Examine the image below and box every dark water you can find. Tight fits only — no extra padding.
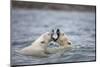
[11,8,96,65]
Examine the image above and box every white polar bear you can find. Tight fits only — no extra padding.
[20,32,52,57]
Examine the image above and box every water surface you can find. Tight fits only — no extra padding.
[11,8,96,65]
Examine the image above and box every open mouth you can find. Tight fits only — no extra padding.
[51,29,60,41]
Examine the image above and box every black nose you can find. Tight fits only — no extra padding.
[68,42,71,45]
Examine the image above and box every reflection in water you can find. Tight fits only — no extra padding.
[11,8,96,65]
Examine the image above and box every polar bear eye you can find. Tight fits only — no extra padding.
[41,41,45,43]
[48,33,51,35]
[68,42,71,45]
[62,33,64,36]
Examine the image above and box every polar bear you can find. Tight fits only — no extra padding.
[20,32,52,57]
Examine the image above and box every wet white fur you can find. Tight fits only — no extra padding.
[20,32,51,57]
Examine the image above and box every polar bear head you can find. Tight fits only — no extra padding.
[33,32,53,48]
[51,29,72,48]
[40,32,52,43]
